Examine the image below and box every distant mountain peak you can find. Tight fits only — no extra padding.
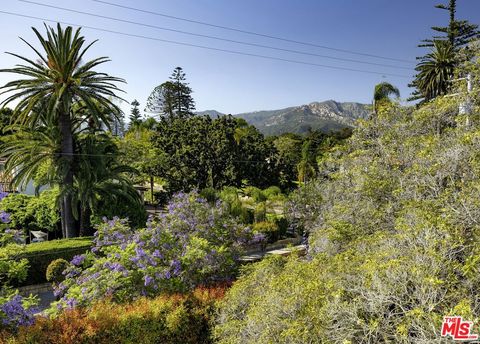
[197,100,370,135]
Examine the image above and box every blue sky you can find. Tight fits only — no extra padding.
[1,0,480,116]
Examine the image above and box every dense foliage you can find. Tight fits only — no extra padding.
[2,286,225,344]
[0,188,60,234]
[152,116,276,193]
[0,192,37,332]
[19,237,92,286]
[215,77,480,342]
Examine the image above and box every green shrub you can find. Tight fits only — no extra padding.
[19,238,92,286]
[219,186,239,204]
[46,259,70,284]
[0,189,60,234]
[93,193,147,229]
[262,186,281,199]
[253,221,279,242]
[243,186,266,202]
[240,207,254,224]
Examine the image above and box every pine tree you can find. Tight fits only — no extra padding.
[129,99,142,128]
[170,67,195,118]
[146,67,195,119]
[409,0,479,102]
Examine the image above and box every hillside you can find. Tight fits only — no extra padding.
[197,100,370,135]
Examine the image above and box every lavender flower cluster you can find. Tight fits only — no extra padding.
[0,294,36,328]
[53,191,254,310]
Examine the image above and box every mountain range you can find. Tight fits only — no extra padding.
[197,100,371,136]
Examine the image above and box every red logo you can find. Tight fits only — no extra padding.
[441,316,478,341]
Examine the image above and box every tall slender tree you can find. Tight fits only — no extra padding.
[129,99,142,129]
[146,67,195,119]
[0,24,124,238]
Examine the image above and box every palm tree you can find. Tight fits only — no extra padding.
[413,40,456,102]
[74,133,141,236]
[373,82,400,115]
[0,24,124,237]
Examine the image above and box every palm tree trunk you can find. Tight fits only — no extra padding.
[59,110,77,238]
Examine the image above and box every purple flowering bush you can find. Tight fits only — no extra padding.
[53,191,254,309]
[0,190,37,331]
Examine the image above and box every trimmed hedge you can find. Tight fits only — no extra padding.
[19,237,92,286]
[2,286,226,344]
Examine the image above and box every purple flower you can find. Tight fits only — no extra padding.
[144,275,153,286]
[71,255,85,266]
[0,211,11,224]
[65,297,77,309]
[171,259,181,276]
[152,250,163,259]
[0,295,36,328]
[0,190,8,201]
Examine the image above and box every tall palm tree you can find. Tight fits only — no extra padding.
[414,40,456,102]
[0,24,124,237]
[373,82,400,115]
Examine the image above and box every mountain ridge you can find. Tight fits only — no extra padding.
[196,100,371,135]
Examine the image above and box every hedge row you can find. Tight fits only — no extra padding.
[19,237,92,286]
[2,286,226,344]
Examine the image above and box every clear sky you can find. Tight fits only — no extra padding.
[1,0,480,116]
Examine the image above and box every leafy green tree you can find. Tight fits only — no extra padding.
[118,127,158,204]
[152,115,275,193]
[271,133,303,189]
[146,67,195,119]
[0,24,124,238]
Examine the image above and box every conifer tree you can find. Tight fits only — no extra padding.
[146,67,195,119]
[410,0,479,102]
[129,99,142,128]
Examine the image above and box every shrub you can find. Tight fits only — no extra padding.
[19,237,92,286]
[46,259,70,284]
[252,221,279,242]
[3,285,226,344]
[93,192,147,229]
[262,186,281,199]
[0,189,60,234]
[243,186,266,202]
[53,191,252,309]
